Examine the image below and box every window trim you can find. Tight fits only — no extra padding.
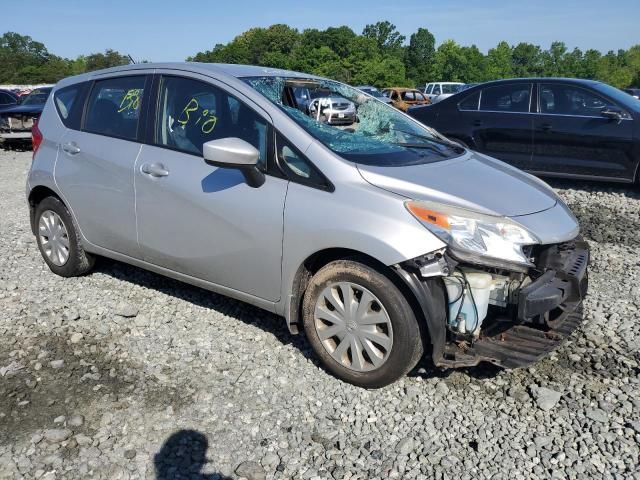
[536,82,632,120]
[458,90,481,111]
[274,130,334,192]
[54,82,90,130]
[80,74,151,143]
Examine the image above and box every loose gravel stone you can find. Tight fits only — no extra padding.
[43,429,72,444]
[49,360,64,369]
[530,386,562,411]
[235,460,266,480]
[67,414,84,428]
[114,301,139,318]
[1,151,639,479]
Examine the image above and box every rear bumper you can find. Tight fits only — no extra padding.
[0,131,31,140]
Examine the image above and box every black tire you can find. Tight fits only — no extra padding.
[34,196,94,277]
[302,260,423,388]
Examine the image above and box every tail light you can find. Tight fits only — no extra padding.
[32,117,43,159]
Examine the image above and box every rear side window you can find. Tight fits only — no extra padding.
[480,84,531,113]
[54,83,86,129]
[459,91,480,111]
[84,76,146,140]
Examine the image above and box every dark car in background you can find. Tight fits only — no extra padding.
[0,89,19,112]
[409,78,640,184]
[0,87,53,144]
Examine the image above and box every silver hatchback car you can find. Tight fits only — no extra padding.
[27,63,589,387]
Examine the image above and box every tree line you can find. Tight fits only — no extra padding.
[2,23,639,89]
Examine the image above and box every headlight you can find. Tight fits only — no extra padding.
[405,200,539,268]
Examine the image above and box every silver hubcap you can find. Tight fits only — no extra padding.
[38,210,70,266]
[314,282,393,372]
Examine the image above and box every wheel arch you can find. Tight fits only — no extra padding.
[284,248,441,358]
[28,185,63,234]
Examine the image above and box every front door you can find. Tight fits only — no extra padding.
[531,82,635,180]
[134,74,288,301]
[55,74,150,258]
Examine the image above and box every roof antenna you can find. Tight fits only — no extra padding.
[127,54,136,65]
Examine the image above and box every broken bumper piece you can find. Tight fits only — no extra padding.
[437,239,590,369]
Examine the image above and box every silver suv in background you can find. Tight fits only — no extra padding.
[27,63,589,387]
[423,82,465,103]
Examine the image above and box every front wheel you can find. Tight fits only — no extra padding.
[302,260,423,388]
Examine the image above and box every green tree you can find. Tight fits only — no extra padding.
[0,32,50,83]
[486,41,514,79]
[84,49,129,72]
[511,43,543,77]
[405,28,436,85]
[431,40,467,82]
[362,21,405,54]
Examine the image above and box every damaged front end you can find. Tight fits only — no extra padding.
[394,237,590,369]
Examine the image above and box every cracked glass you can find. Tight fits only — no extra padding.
[243,76,463,166]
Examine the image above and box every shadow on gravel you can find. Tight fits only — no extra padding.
[94,258,315,360]
[95,259,516,384]
[544,177,639,199]
[155,429,231,480]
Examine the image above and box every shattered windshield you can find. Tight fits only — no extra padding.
[243,76,462,166]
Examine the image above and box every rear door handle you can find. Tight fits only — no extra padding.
[541,123,553,131]
[62,142,81,155]
[141,163,169,177]
[473,120,483,126]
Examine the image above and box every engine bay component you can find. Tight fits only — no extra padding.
[443,270,493,337]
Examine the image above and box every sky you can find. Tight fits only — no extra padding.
[3,0,638,61]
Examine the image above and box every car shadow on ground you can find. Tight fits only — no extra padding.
[154,429,231,480]
[95,257,502,384]
[94,257,314,361]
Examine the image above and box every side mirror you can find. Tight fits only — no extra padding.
[203,138,265,188]
[600,108,623,121]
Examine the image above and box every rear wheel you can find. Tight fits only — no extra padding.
[302,260,423,388]
[35,196,94,277]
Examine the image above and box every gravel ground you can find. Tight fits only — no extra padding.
[1,149,639,480]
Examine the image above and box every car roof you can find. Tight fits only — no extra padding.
[468,77,602,88]
[58,62,324,87]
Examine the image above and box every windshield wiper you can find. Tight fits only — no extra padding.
[389,128,462,149]
[392,142,447,156]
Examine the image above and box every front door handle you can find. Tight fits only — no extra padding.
[541,123,553,131]
[62,142,81,155]
[141,163,169,177]
[473,119,483,126]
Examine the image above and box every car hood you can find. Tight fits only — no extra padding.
[356,150,558,218]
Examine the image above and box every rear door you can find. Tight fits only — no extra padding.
[56,74,151,258]
[462,82,534,169]
[531,82,635,180]
[134,73,288,301]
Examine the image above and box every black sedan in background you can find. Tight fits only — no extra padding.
[409,78,640,184]
[0,89,19,112]
[0,87,52,144]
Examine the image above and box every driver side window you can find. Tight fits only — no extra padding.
[155,76,268,167]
